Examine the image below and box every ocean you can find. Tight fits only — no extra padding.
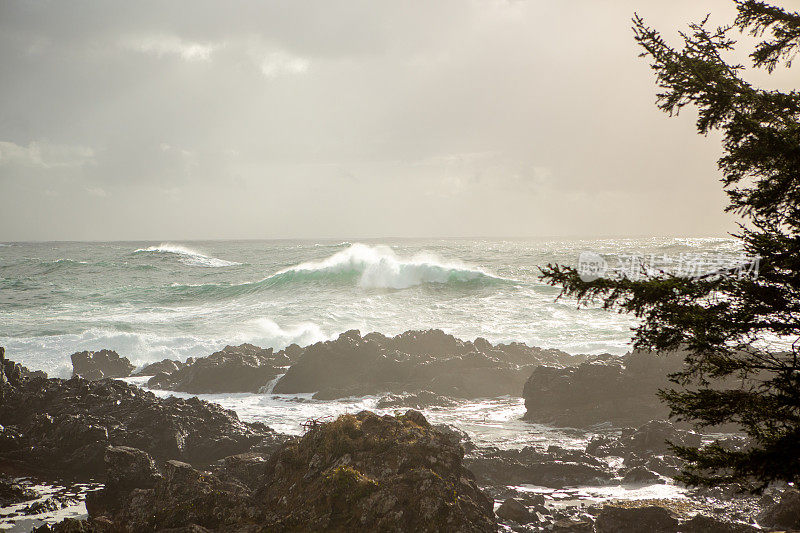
[0,237,742,378]
[0,237,746,526]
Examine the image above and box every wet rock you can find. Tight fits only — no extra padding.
[595,505,678,533]
[107,459,254,531]
[757,487,800,530]
[254,410,497,532]
[0,475,38,506]
[54,411,496,532]
[432,423,475,452]
[588,420,703,457]
[71,350,134,381]
[85,445,162,516]
[465,445,615,488]
[522,350,685,427]
[273,329,581,399]
[621,465,664,484]
[147,344,289,393]
[551,515,595,532]
[134,358,185,377]
[376,390,458,409]
[210,451,270,489]
[0,357,279,478]
[680,514,760,532]
[496,497,535,524]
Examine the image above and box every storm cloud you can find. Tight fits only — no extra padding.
[1,0,795,240]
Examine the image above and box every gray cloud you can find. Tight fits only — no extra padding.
[0,0,796,241]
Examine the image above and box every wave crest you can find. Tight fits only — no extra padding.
[133,243,241,268]
[266,243,503,289]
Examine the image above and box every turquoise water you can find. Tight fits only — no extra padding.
[0,238,740,377]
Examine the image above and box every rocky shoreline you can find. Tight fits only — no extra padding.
[1,333,798,532]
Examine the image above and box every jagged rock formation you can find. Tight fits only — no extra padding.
[140,329,583,398]
[0,357,284,479]
[133,357,186,377]
[146,343,294,393]
[70,350,134,380]
[522,350,686,427]
[37,411,498,533]
[272,329,583,399]
[465,444,616,488]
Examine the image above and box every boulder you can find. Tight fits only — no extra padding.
[621,465,664,484]
[596,505,678,533]
[85,446,162,516]
[587,420,703,457]
[253,410,497,532]
[134,358,185,377]
[522,350,685,427]
[496,497,535,524]
[71,350,134,380]
[465,445,615,488]
[757,488,800,530]
[147,344,289,393]
[0,475,38,506]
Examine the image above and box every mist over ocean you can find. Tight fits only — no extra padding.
[0,237,741,378]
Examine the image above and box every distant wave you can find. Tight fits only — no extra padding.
[265,243,505,289]
[51,258,88,265]
[314,241,351,248]
[133,243,241,268]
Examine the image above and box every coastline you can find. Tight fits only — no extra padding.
[1,331,792,532]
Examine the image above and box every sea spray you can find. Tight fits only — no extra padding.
[268,243,506,289]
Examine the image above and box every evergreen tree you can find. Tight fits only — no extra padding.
[540,0,800,490]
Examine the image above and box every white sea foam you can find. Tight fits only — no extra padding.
[0,319,329,377]
[134,243,240,267]
[269,243,501,289]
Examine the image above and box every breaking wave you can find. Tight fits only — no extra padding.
[133,243,241,268]
[265,243,506,289]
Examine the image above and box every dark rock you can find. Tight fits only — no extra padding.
[523,350,686,427]
[552,516,595,532]
[253,410,497,531]
[757,487,800,530]
[465,445,615,488]
[588,420,703,457]
[85,445,162,516]
[273,329,582,399]
[0,475,38,506]
[595,505,678,533]
[147,343,289,393]
[680,514,760,532]
[0,357,279,478]
[58,411,496,532]
[622,465,664,484]
[496,497,535,524]
[376,390,458,409]
[134,358,185,377]
[210,451,270,489]
[71,350,134,380]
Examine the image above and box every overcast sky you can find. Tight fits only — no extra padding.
[0,1,796,241]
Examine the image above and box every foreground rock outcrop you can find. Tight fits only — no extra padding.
[39,411,498,532]
[70,349,134,381]
[522,350,686,427]
[0,357,284,479]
